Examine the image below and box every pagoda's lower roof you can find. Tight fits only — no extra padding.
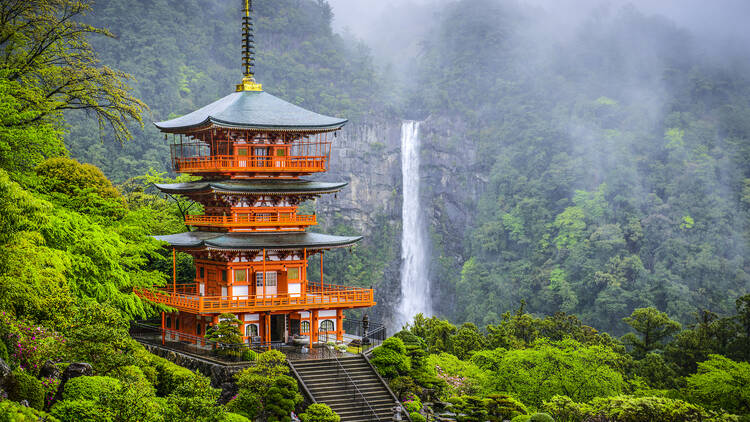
[153,231,362,251]
[154,179,347,195]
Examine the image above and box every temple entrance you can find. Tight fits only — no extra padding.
[270,314,285,342]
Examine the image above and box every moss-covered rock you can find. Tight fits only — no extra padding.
[7,369,44,410]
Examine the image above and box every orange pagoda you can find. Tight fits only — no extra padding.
[134,0,375,348]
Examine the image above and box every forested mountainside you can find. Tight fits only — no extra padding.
[66,0,387,182]
[412,0,750,334]
[1,0,750,420]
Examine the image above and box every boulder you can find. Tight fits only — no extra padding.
[39,360,60,380]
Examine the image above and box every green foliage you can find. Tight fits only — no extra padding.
[485,393,528,421]
[410,412,427,422]
[471,339,626,407]
[167,373,226,422]
[529,413,554,422]
[371,337,411,378]
[222,414,252,422]
[7,369,45,410]
[205,313,242,345]
[0,400,59,422]
[152,356,196,397]
[50,400,114,422]
[543,394,738,422]
[227,389,262,421]
[0,339,8,361]
[622,307,681,358]
[299,403,340,422]
[449,395,489,422]
[62,376,122,401]
[264,375,303,422]
[240,349,257,362]
[685,355,750,415]
[235,350,289,394]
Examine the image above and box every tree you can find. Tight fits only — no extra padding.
[264,375,303,422]
[370,337,410,379]
[205,313,242,345]
[621,307,681,358]
[0,0,145,145]
[685,354,750,415]
[300,403,340,422]
[452,323,487,360]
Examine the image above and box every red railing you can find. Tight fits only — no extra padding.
[175,155,327,174]
[184,213,316,228]
[134,284,375,313]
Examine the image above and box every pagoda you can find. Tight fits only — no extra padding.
[134,0,375,349]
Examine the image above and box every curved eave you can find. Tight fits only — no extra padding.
[153,118,347,134]
[152,231,362,251]
[153,180,348,195]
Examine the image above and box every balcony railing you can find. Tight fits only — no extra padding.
[134,283,375,314]
[175,155,327,174]
[184,213,316,229]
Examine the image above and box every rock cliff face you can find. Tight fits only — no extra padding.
[311,116,482,325]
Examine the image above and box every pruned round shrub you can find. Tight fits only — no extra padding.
[222,412,252,422]
[410,411,427,422]
[7,369,44,410]
[529,412,554,422]
[62,375,121,401]
[370,337,410,378]
[300,403,340,422]
[0,400,58,422]
[240,349,256,362]
[50,399,114,422]
[153,357,195,396]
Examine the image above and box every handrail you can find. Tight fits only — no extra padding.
[362,352,412,421]
[185,213,316,228]
[175,154,327,173]
[318,330,382,421]
[134,284,375,313]
[287,361,317,405]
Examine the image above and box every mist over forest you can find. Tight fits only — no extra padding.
[1,0,750,420]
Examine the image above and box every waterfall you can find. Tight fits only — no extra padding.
[396,120,431,330]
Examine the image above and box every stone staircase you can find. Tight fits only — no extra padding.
[290,355,405,422]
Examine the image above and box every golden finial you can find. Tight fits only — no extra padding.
[237,0,262,91]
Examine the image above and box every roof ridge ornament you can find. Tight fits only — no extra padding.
[236,0,263,92]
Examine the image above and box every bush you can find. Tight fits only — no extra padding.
[240,349,256,362]
[62,376,121,401]
[50,399,114,422]
[529,413,554,422]
[403,395,422,413]
[300,403,340,422]
[153,356,195,396]
[371,337,410,379]
[7,369,44,410]
[0,338,8,361]
[111,365,154,394]
[168,373,224,421]
[486,393,528,420]
[264,375,303,422]
[222,413,252,422]
[0,400,58,422]
[227,389,262,420]
[410,412,427,422]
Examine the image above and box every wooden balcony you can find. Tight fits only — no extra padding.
[175,155,327,175]
[184,213,316,231]
[134,283,375,314]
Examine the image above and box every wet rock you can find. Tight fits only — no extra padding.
[53,362,93,404]
[218,381,238,405]
[39,360,60,380]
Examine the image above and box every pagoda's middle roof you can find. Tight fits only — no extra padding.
[154,179,347,195]
[154,231,362,251]
[154,90,347,133]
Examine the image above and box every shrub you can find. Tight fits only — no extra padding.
[486,393,528,421]
[240,349,256,362]
[7,369,45,410]
[300,403,340,422]
[50,399,114,422]
[410,412,427,422]
[168,373,224,421]
[153,357,195,396]
[529,413,554,422]
[0,400,58,422]
[62,376,121,401]
[371,337,410,379]
[227,389,262,420]
[0,338,8,361]
[222,413,252,422]
[684,354,750,415]
[264,375,303,422]
[111,365,154,394]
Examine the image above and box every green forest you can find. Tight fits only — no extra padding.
[0,0,748,421]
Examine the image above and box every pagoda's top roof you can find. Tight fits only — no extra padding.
[153,231,362,251]
[154,179,347,195]
[154,90,347,133]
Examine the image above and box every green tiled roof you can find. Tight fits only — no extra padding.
[154,179,347,195]
[154,91,347,132]
[153,231,362,251]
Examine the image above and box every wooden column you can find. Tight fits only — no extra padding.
[302,248,307,296]
[310,310,319,348]
[265,312,272,351]
[172,248,177,294]
[336,309,344,342]
[161,311,165,345]
[320,251,323,285]
[262,248,266,298]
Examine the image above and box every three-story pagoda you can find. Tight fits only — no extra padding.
[134,0,375,348]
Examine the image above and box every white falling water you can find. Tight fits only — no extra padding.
[396,121,431,330]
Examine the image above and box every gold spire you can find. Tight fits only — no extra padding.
[236,0,262,91]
